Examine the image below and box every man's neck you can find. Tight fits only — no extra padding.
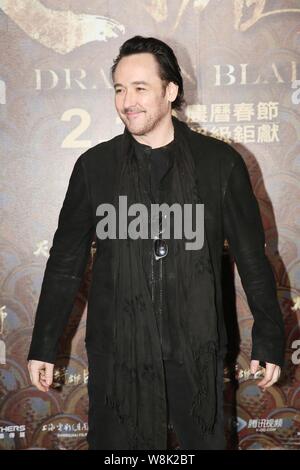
[131,116,174,149]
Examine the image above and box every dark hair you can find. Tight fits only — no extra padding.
[111,35,185,111]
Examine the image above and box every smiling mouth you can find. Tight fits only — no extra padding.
[126,111,144,118]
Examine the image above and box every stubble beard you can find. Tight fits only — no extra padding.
[122,110,166,137]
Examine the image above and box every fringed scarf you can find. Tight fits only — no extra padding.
[104,115,219,450]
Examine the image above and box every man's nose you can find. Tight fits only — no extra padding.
[123,89,136,109]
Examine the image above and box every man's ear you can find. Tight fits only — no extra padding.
[167,81,179,104]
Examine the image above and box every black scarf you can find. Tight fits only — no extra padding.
[104,116,218,450]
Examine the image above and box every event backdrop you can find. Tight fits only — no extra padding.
[0,0,299,450]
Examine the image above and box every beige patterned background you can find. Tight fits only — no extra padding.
[0,0,299,450]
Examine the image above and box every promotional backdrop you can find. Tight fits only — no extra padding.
[0,0,299,450]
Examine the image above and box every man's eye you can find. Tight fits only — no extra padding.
[137,88,146,91]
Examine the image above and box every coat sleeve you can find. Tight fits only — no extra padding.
[27,155,95,364]
[223,150,285,368]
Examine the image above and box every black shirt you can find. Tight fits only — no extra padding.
[132,137,182,362]
[133,138,174,202]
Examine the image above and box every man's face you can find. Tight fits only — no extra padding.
[113,53,176,136]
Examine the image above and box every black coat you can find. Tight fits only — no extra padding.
[28,120,285,448]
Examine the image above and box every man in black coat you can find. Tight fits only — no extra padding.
[28,36,284,450]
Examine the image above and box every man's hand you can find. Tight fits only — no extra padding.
[250,359,281,390]
[28,360,54,392]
